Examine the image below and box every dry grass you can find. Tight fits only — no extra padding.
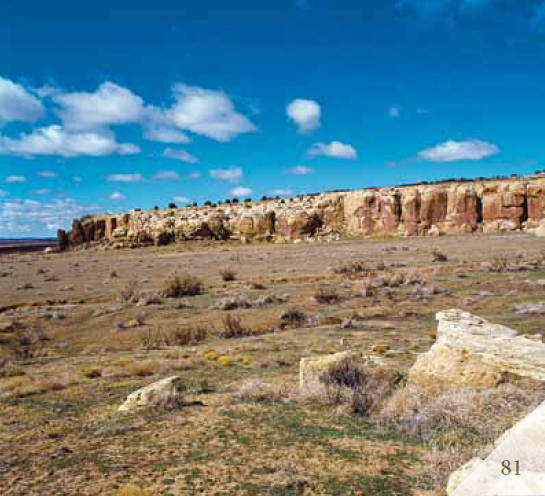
[431,248,448,262]
[313,287,341,304]
[118,278,141,303]
[235,378,292,403]
[139,326,208,349]
[218,313,253,338]
[319,358,403,415]
[161,272,203,297]
[219,268,237,281]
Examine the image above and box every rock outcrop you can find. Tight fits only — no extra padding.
[62,174,545,249]
[409,309,545,389]
[118,376,185,412]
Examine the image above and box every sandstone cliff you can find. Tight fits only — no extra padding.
[60,175,545,248]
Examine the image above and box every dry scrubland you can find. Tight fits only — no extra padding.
[1,234,545,495]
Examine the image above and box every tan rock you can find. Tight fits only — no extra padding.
[409,309,545,389]
[118,376,185,412]
[299,351,360,391]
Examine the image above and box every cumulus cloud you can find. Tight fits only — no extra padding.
[189,171,201,179]
[29,188,51,195]
[153,170,180,181]
[36,170,58,178]
[0,76,44,123]
[307,141,357,159]
[287,165,313,175]
[0,198,99,233]
[269,188,293,197]
[167,84,256,142]
[0,125,140,158]
[210,167,243,183]
[53,81,145,131]
[286,98,321,134]
[72,175,83,183]
[163,147,199,163]
[0,189,8,197]
[144,126,191,144]
[230,186,253,197]
[173,196,191,204]
[418,139,500,162]
[109,192,126,200]
[106,173,143,182]
[4,175,26,183]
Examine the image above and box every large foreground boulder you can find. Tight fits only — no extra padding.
[118,376,185,412]
[409,309,545,389]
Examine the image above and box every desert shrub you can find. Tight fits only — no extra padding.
[118,278,141,303]
[236,378,290,403]
[489,254,509,272]
[378,383,543,488]
[109,270,118,278]
[214,295,252,310]
[249,281,266,290]
[139,326,207,349]
[217,355,233,366]
[219,268,237,281]
[319,358,402,415]
[280,307,307,327]
[333,260,375,277]
[431,248,448,262]
[253,293,289,306]
[218,314,252,338]
[377,383,540,449]
[170,326,208,345]
[313,287,340,304]
[140,327,169,349]
[161,272,203,297]
[3,323,48,361]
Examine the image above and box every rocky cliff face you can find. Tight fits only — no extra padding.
[61,175,545,248]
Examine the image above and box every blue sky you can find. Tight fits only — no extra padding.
[1,0,545,237]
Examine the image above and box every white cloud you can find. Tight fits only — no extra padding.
[106,173,143,182]
[153,170,180,181]
[0,125,139,158]
[36,170,59,178]
[0,189,8,197]
[109,192,126,200]
[163,147,199,163]
[0,198,99,233]
[210,167,243,183]
[389,106,401,118]
[53,81,145,131]
[72,175,83,183]
[4,175,26,183]
[0,76,44,123]
[189,171,201,179]
[173,196,191,204]
[307,141,357,159]
[230,186,253,197]
[269,188,293,197]
[287,165,313,175]
[29,188,51,195]
[118,143,141,155]
[144,126,190,144]
[286,98,321,134]
[418,139,500,162]
[167,84,256,141]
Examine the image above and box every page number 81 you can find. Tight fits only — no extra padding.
[501,460,520,476]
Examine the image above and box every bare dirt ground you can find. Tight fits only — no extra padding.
[1,233,544,495]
